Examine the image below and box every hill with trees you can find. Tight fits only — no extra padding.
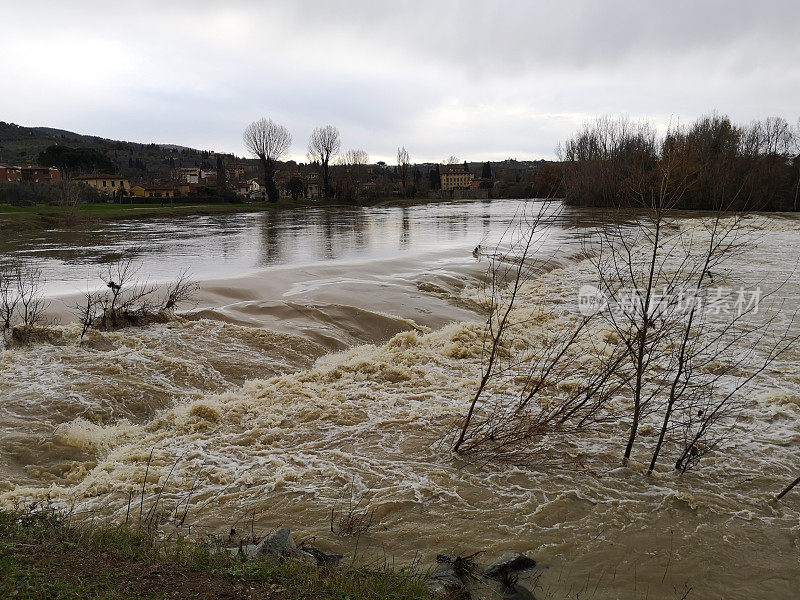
[0,122,245,183]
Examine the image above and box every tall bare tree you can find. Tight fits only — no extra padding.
[243,118,292,203]
[335,149,370,202]
[397,146,410,195]
[307,125,341,200]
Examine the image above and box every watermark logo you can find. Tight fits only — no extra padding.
[576,285,762,317]
[578,285,607,316]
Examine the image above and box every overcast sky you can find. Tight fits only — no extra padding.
[2,1,799,162]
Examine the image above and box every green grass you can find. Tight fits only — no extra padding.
[0,509,432,600]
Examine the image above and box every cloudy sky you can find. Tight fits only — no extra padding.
[2,1,798,162]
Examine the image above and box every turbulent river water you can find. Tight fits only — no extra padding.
[1,199,799,599]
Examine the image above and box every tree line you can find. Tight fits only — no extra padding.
[542,113,800,211]
[245,118,362,203]
[242,117,520,204]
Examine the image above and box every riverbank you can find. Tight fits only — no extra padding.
[0,196,449,231]
[0,509,431,600]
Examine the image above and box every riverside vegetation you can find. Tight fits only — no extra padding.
[0,504,432,600]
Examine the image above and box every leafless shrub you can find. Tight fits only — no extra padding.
[95,255,158,330]
[0,267,20,333]
[455,125,799,474]
[452,201,624,463]
[73,289,100,343]
[329,479,376,538]
[162,270,199,312]
[71,255,198,338]
[57,182,87,222]
[1,266,48,345]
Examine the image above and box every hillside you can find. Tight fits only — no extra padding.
[0,122,246,183]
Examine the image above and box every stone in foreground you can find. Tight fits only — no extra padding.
[302,545,343,567]
[426,564,470,598]
[257,528,297,557]
[484,552,537,580]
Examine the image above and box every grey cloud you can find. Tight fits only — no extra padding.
[1,1,798,162]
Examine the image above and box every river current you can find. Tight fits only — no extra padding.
[1,200,799,599]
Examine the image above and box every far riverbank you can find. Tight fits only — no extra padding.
[0,196,453,231]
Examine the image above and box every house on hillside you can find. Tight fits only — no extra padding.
[73,174,129,194]
[225,162,248,181]
[177,167,200,184]
[440,163,473,191]
[130,184,178,199]
[22,166,62,184]
[304,171,320,198]
[233,181,250,197]
[0,165,22,183]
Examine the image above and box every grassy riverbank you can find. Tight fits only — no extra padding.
[0,509,431,600]
[0,196,448,231]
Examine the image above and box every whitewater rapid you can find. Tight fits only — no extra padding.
[1,205,799,599]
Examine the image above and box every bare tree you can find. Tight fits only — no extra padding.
[307,125,341,200]
[452,201,624,462]
[243,117,292,203]
[455,118,799,475]
[11,268,47,344]
[73,289,99,344]
[334,149,370,202]
[0,267,20,334]
[345,148,369,167]
[397,146,410,195]
[585,121,799,471]
[161,270,199,311]
[58,182,86,221]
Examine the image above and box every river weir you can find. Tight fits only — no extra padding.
[2,200,799,599]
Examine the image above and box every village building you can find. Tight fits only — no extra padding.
[225,162,248,181]
[73,173,128,194]
[129,184,178,199]
[1,165,65,184]
[304,171,320,198]
[22,166,62,183]
[0,165,22,183]
[177,167,200,184]
[233,181,251,197]
[440,163,474,191]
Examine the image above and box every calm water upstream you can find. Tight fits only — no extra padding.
[1,200,799,599]
[1,200,586,295]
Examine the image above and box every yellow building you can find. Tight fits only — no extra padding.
[440,164,473,191]
[73,174,130,195]
[130,184,178,199]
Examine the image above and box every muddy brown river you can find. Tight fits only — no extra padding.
[1,200,799,599]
